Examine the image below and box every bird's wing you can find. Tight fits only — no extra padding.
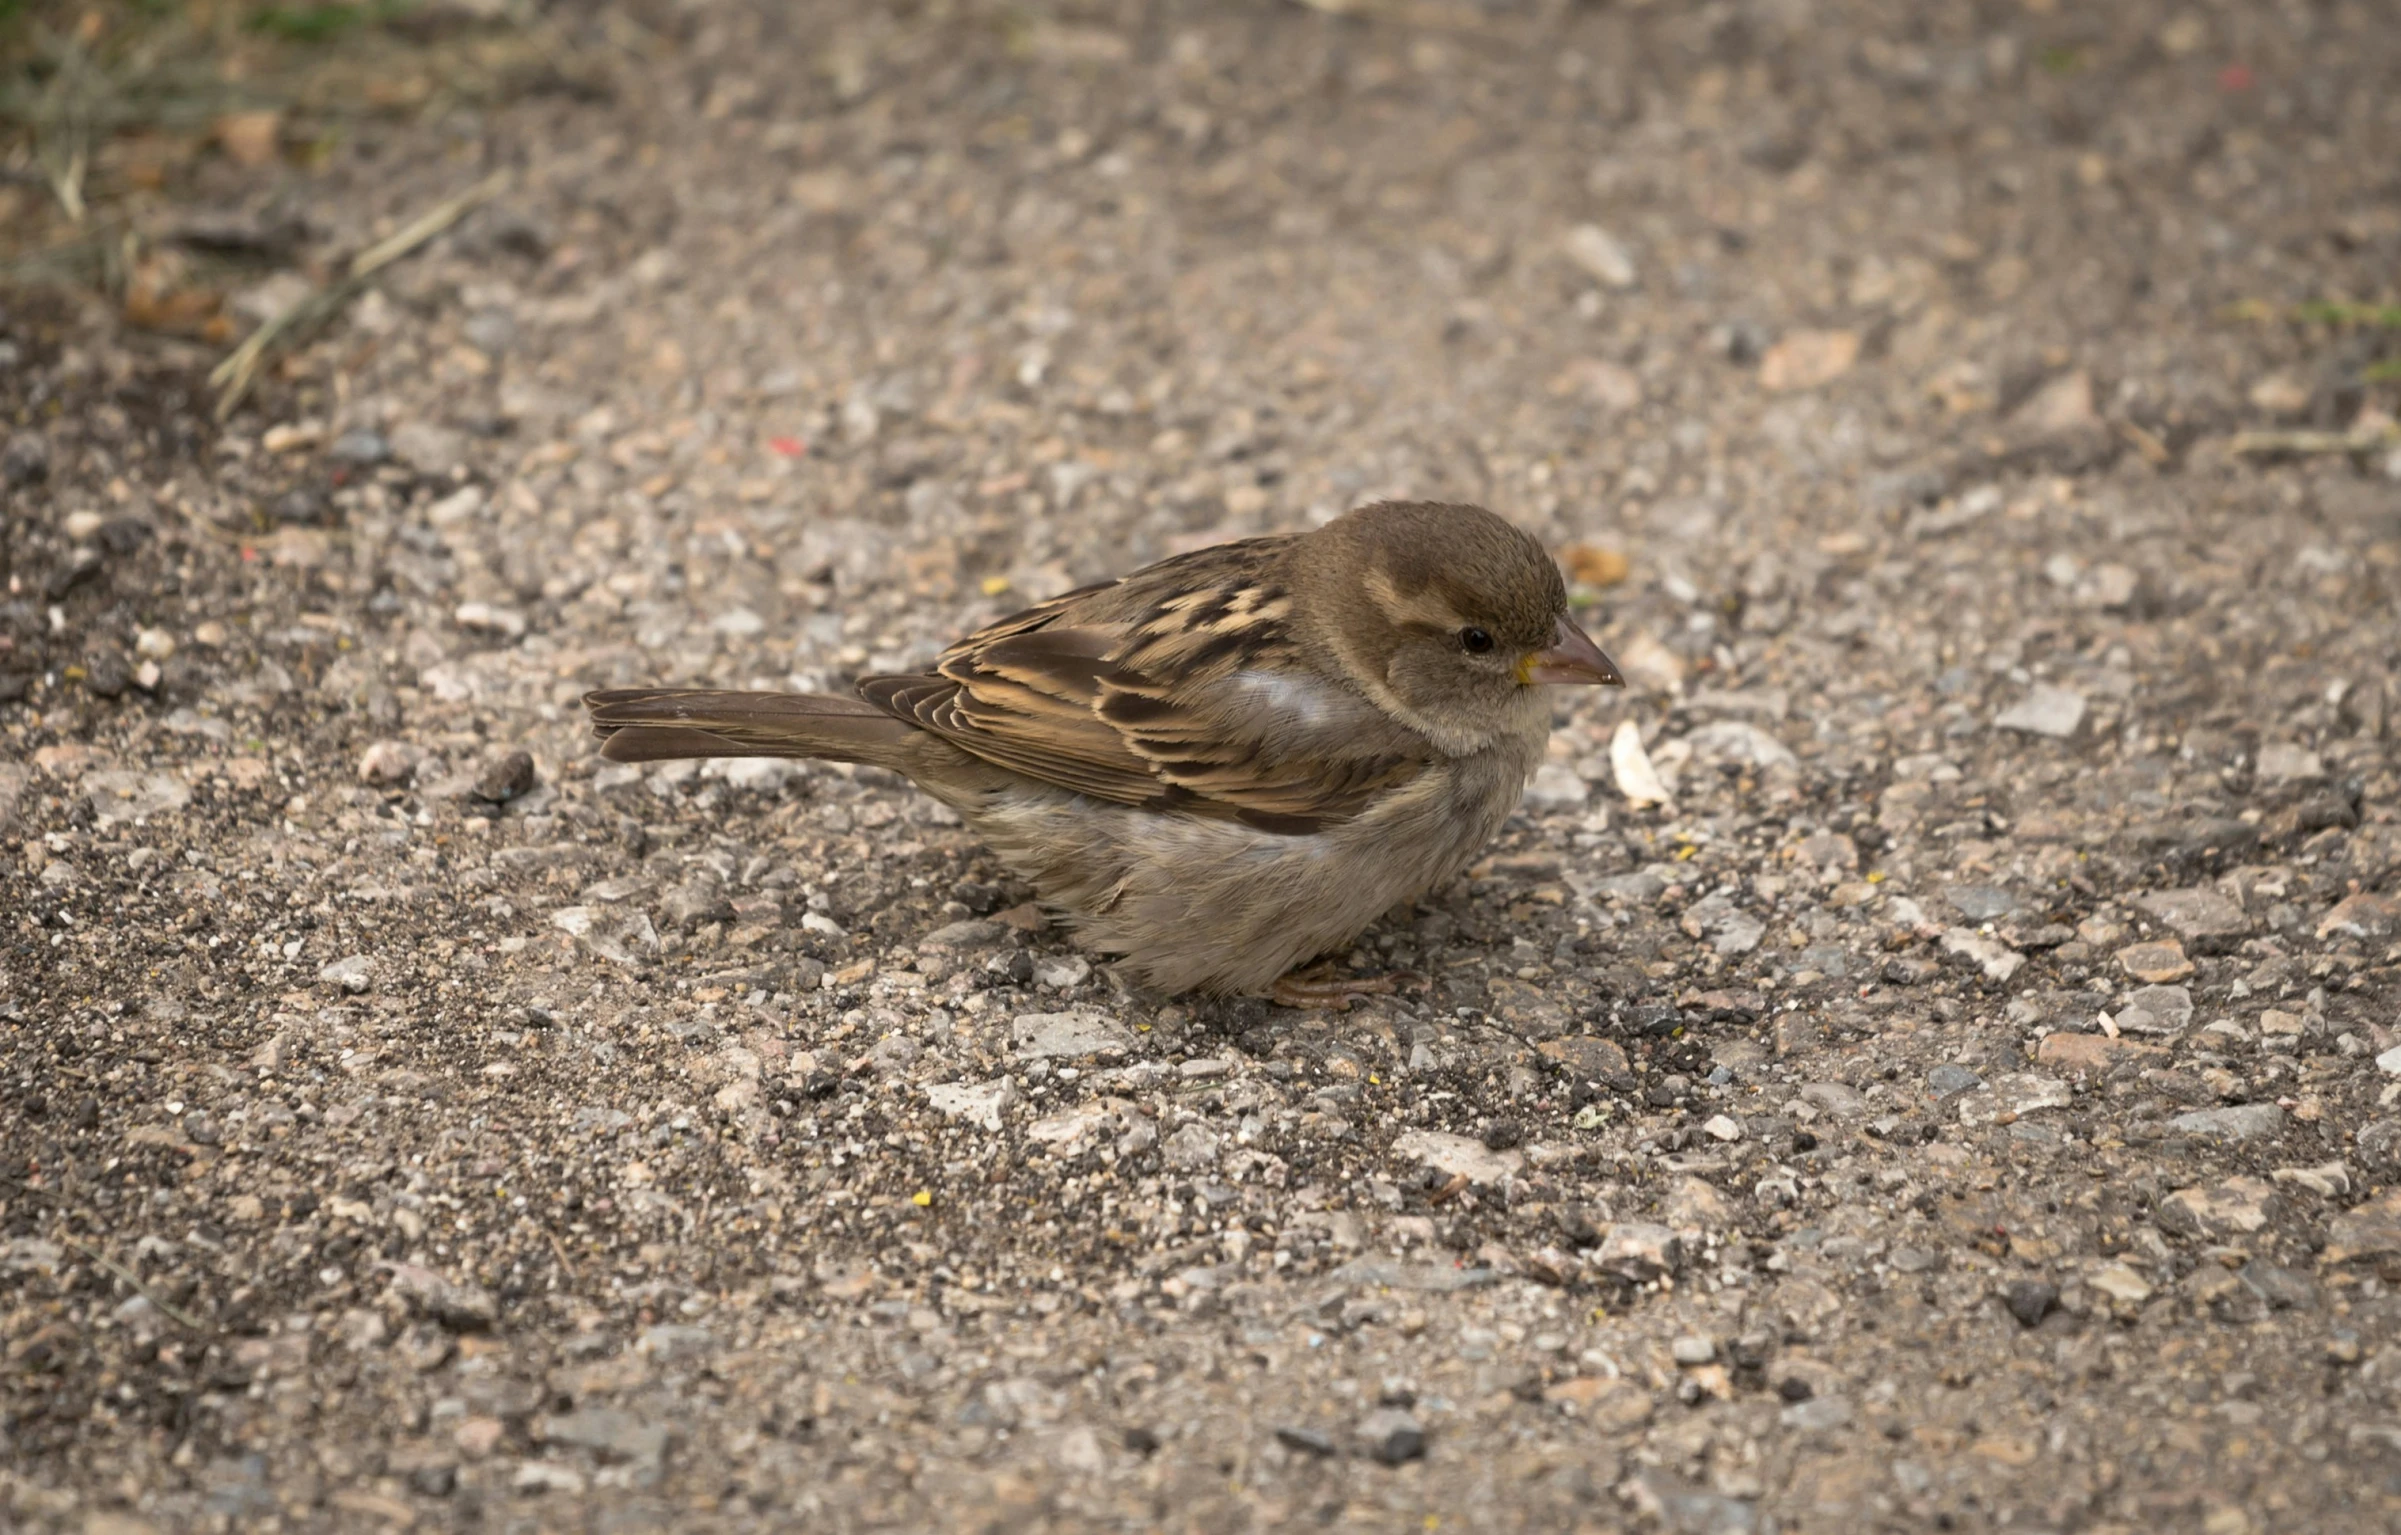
[859,541,1431,832]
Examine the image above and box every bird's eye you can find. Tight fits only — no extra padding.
[1459,627,1495,654]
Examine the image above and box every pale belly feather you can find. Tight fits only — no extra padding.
[943,721,1545,995]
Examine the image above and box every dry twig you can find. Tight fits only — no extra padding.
[209,169,508,419]
[2226,426,2400,461]
[64,1237,214,1333]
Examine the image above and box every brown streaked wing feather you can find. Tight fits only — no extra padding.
[860,640,1172,809]
[857,538,1429,829]
[1092,675,1425,825]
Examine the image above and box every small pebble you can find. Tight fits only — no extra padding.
[1355,1408,1425,1465]
[319,956,374,994]
[358,740,422,786]
[272,489,330,525]
[2,431,50,486]
[327,429,390,465]
[2003,1280,2059,1329]
[1274,1425,1336,1458]
[474,750,537,804]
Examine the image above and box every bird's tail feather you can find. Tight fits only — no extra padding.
[583,689,918,767]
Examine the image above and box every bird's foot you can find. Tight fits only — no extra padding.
[1269,965,1423,1012]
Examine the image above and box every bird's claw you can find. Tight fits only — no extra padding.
[1269,967,1424,1012]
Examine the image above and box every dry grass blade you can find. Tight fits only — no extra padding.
[2227,426,2401,460]
[208,169,507,419]
[540,1222,582,1286]
[26,24,100,222]
[0,212,126,288]
[1286,0,1533,40]
[63,1237,212,1334]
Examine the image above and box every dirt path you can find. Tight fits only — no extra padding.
[5,2,2400,1529]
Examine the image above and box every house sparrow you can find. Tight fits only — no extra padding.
[586,500,1622,999]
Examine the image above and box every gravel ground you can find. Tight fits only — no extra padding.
[6,1,2401,1530]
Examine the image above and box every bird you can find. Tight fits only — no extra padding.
[585,499,1623,1003]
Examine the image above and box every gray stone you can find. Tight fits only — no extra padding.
[1683,891,1766,955]
[1523,761,1590,813]
[454,601,527,639]
[2317,893,2398,943]
[1940,928,2023,982]
[1926,1064,1983,1096]
[513,1463,586,1495]
[1956,1073,2070,1126]
[1356,1408,1426,1465]
[720,757,802,793]
[1995,685,2086,739]
[1010,1009,1134,1058]
[384,1262,498,1330]
[1392,1129,1522,1185]
[660,879,733,931]
[2166,1104,2286,1142]
[1564,224,1639,288]
[918,920,1005,952]
[551,906,661,966]
[1593,871,1667,903]
[1798,1081,1867,1117]
[868,1035,921,1074]
[925,1078,1016,1132]
[2271,1162,2352,1198]
[2,430,51,486]
[2238,1261,2316,1311]
[1708,912,1766,956]
[2322,1190,2401,1271]
[463,309,517,355]
[1275,1425,1337,1457]
[2255,742,2324,785]
[2117,984,2194,1036]
[1798,944,1852,977]
[1325,1260,1498,1293]
[80,770,190,826]
[2156,1177,2279,1240]
[636,1323,716,1361]
[1596,1223,1684,1282]
[358,739,422,786]
[1163,1122,1222,1170]
[542,1408,669,1470]
[2356,1120,2401,1173]
[473,750,537,804]
[1682,720,1798,771]
[1779,1395,1851,1432]
[2002,1280,2058,1328]
[1945,885,2019,922]
[319,955,375,994]
[273,489,327,525]
[2088,1263,2154,1308]
[2136,888,2250,953]
[390,420,468,476]
[327,429,389,465]
[1033,953,1093,989]
[1629,1469,1758,1535]
[200,1455,276,1519]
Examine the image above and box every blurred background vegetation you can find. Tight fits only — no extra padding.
[0,0,585,338]
[4,1,2391,398]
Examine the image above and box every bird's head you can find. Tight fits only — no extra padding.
[1298,500,1622,752]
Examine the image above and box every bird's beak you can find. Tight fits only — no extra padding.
[1519,615,1624,687]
